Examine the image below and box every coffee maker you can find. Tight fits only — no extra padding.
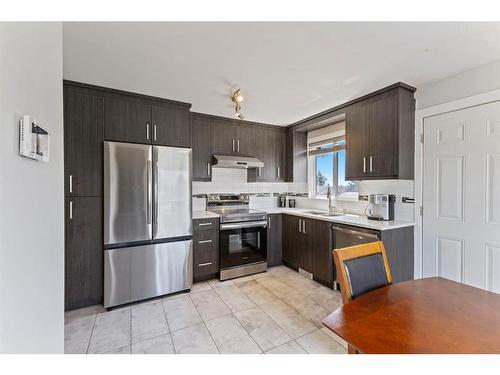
[367,194,395,221]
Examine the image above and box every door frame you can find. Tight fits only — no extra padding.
[414,88,500,279]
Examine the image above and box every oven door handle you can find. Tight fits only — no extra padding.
[220,220,268,230]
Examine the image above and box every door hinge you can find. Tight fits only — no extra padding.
[420,133,424,144]
[420,205,423,216]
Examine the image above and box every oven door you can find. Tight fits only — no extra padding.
[219,220,267,269]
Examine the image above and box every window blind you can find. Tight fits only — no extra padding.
[308,136,346,156]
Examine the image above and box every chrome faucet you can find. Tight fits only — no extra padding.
[327,185,335,215]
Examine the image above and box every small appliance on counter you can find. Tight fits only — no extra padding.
[367,194,395,221]
[288,199,296,208]
[277,195,287,207]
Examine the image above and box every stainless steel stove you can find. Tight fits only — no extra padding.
[207,194,268,280]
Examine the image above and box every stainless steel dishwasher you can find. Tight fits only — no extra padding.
[332,224,381,289]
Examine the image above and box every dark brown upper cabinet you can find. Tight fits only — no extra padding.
[211,119,237,155]
[104,92,191,148]
[192,115,212,181]
[235,125,258,156]
[345,102,370,180]
[247,127,285,182]
[64,85,104,197]
[104,95,151,144]
[284,129,307,183]
[151,104,191,148]
[345,86,415,180]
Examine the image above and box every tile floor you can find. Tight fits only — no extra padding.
[64,265,347,354]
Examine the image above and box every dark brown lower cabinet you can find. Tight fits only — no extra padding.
[65,197,103,311]
[282,214,302,269]
[193,218,219,282]
[280,214,328,287]
[267,214,282,267]
[379,226,414,283]
[309,218,333,285]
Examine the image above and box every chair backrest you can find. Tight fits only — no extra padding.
[333,241,393,304]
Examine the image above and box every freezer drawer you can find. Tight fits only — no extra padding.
[104,240,193,308]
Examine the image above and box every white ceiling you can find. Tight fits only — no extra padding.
[63,22,500,125]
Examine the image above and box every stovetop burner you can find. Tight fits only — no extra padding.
[207,193,267,223]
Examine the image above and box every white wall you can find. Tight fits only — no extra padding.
[0,23,64,353]
[416,59,500,110]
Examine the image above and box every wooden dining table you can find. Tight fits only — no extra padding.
[321,277,500,354]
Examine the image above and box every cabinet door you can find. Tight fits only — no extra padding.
[267,214,282,267]
[345,103,370,179]
[104,95,151,143]
[274,130,286,181]
[368,95,398,177]
[310,219,333,285]
[249,127,275,182]
[300,218,313,273]
[211,119,236,154]
[282,215,300,268]
[64,87,103,196]
[235,124,257,155]
[192,116,212,181]
[65,197,103,310]
[285,130,307,183]
[151,104,191,148]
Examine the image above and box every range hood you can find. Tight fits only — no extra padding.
[212,155,264,169]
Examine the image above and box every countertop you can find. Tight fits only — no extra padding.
[193,208,414,231]
[193,210,220,220]
[264,208,414,231]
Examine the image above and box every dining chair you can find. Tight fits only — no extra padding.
[334,241,393,305]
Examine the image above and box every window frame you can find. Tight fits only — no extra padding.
[308,135,358,201]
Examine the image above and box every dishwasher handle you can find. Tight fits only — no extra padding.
[332,225,380,240]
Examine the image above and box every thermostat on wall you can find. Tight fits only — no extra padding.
[19,115,50,162]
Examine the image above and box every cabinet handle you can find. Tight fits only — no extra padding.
[198,222,212,226]
[363,157,366,173]
[146,123,150,140]
[237,139,240,152]
[268,216,271,229]
[298,219,302,233]
[258,167,262,177]
[198,262,213,267]
[69,201,73,220]
[277,166,280,179]
[303,220,306,234]
[69,174,73,193]
[207,163,211,176]
[369,156,373,172]
[198,239,213,244]
[153,124,157,141]
[232,139,235,152]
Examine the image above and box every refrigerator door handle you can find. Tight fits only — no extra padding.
[153,158,159,237]
[147,160,152,225]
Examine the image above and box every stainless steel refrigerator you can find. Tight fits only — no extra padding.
[103,141,192,308]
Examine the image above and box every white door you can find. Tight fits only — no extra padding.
[423,100,500,292]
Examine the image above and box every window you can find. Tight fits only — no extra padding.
[309,136,358,199]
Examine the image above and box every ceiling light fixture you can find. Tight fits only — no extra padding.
[231,89,245,120]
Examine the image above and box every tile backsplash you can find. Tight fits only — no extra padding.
[192,168,415,222]
[192,168,307,195]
